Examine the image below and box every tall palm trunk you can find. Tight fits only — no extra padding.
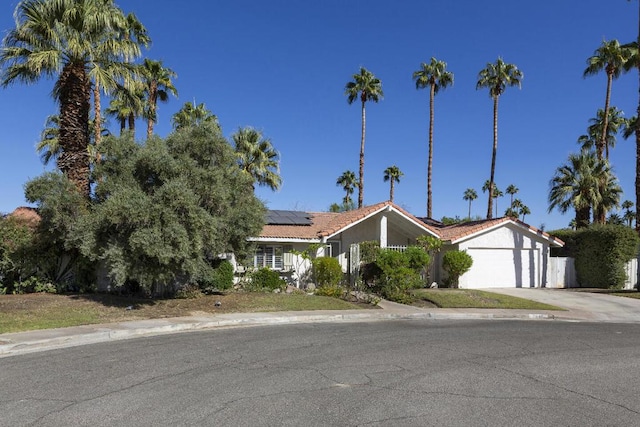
[577,206,591,229]
[119,117,126,135]
[390,180,395,202]
[636,2,640,234]
[468,200,472,219]
[487,95,499,219]
[358,98,366,209]
[427,83,435,217]
[128,112,135,132]
[58,62,91,198]
[93,83,102,162]
[147,82,157,139]
[595,70,613,224]
[601,72,612,160]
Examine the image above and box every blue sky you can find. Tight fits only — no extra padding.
[0,0,639,231]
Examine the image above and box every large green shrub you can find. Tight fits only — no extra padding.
[442,250,473,288]
[359,241,380,264]
[312,256,343,287]
[199,259,234,291]
[365,248,428,303]
[0,215,35,290]
[547,228,577,257]
[404,246,431,272]
[248,268,285,291]
[573,224,639,289]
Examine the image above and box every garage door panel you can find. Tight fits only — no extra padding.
[461,248,539,289]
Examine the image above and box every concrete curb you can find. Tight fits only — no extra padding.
[0,310,558,358]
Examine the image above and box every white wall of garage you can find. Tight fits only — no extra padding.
[445,222,553,289]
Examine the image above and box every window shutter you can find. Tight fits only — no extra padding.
[283,245,293,269]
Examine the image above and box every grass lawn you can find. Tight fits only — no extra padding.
[0,292,366,334]
[411,289,564,310]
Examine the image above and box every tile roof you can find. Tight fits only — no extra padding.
[257,204,563,247]
[427,216,564,246]
[258,201,433,240]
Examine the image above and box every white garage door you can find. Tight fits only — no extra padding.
[462,248,539,289]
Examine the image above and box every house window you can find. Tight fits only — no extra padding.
[254,245,283,270]
[325,241,340,258]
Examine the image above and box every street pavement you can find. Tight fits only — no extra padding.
[1,288,639,358]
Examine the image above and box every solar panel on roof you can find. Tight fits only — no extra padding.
[265,210,312,225]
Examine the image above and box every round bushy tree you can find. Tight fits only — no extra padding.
[442,250,473,288]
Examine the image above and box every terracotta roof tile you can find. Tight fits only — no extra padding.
[258,201,433,240]
[428,216,564,246]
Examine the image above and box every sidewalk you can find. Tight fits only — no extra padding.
[0,298,568,358]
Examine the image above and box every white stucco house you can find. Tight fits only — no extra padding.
[248,202,438,285]
[248,201,564,288]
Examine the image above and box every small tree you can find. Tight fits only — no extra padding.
[290,243,322,288]
[442,250,473,288]
[312,257,343,288]
[416,235,441,283]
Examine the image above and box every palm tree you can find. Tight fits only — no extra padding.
[519,205,531,222]
[623,1,640,232]
[105,80,145,135]
[548,150,621,228]
[345,67,383,208]
[336,170,358,209]
[172,101,220,132]
[37,114,108,166]
[232,127,281,191]
[476,58,523,219]
[1,0,141,197]
[141,59,178,139]
[493,188,504,218]
[584,39,629,160]
[89,12,149,149]
[463,188,478,219]
[413,57,453,217]
[622,200,635,227]
[383,165,403,203]
[578,107,627,159]
[505,184,519,208]
[36,115,61,166]
[482,180,503,217]
[506,198,523,218]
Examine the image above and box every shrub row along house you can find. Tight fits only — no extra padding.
[247,201,564,289]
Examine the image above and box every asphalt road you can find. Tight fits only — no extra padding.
[2,319,640,426]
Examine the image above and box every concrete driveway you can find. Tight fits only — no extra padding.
[485,288,640,323]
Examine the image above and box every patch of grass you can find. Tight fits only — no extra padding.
[411,289,563,310]
[0,292,365,334]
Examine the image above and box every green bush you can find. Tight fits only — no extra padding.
[314,284,345,298]
[11,276,57,294]
[248,268,285,291]
[312,257,343,287]
[211,260,234,290]
[404,246,431,272]
[363,249,425,303]
[573,224,639,289]
[547,228,577,257]
[0,215,37,291]
[442,250,473,288]
[359,241,380,264]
